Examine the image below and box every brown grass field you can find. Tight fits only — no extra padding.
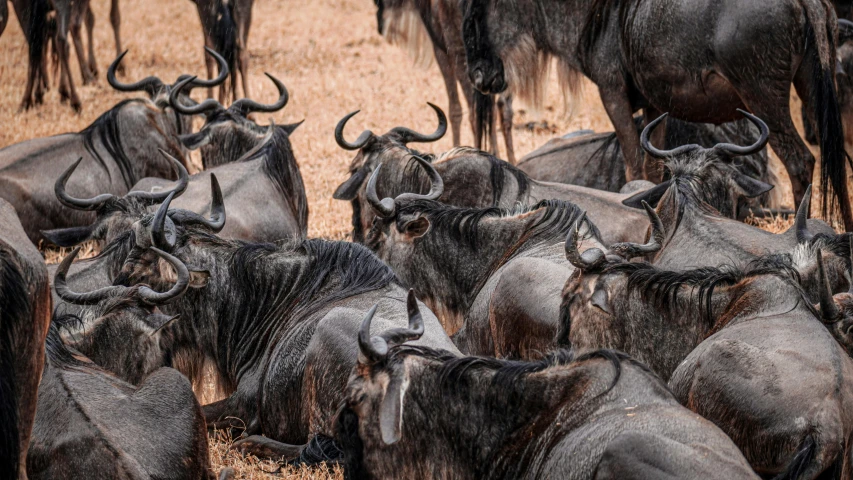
[1,0,841,477]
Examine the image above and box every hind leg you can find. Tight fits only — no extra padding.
[434,46,462,146]
[109,0,123,73]
[498,94,516,163]
[85,5,97,78]
[642,105,666,183]
[69,5,93,85]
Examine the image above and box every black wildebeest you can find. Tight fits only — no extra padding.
[192,0,254,102]
[563,236,853,478]
[28,316,229,480]
[0,199,51,480]
[336,309,757,479]
[462,0,853,230]
[375,0,515,161]
[110,193,458,460]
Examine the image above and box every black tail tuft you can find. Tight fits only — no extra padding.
[210,1,238,94]
[474,91,495,152]
[771,435,817,480]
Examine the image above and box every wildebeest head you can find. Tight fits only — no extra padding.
[815,244,853,356]
[623,110,774,218]
[41,151,190,248]
[461,0,513,94]
[53,245,189,385]
[170,74,299,169]
[107,48,229,135]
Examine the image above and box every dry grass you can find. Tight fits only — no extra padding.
[1,0,845,476]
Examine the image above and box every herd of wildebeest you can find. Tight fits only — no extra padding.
[4,0,853,479]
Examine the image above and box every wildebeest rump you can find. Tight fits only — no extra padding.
[336,311,757,479]
[0,199,51,480]
[461,0,853,231]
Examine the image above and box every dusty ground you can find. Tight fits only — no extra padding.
[0,0,833,477]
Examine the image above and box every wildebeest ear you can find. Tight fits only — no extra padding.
[379,369,409,445]
[732,173,774,198]
[179,130,212,150]
[622,180,673,209]
[281,120,305,135]
[41,225,96,247]
[188,269,210,288]
[143,313,180,335]
[401,217,430,239]
[590,287,612,315]
[333,168,370,200]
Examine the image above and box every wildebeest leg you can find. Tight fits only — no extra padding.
[234,0,252,99]
[84,6,97,78]
[69,0,94,85]
[434,45,462,147]
[231,435,304,461]
[599,87,644,181]
[109,0,123,74]
[498,94,516,164]
[642,106,666,183]
[52,0,82,111]
[203,396,257,437]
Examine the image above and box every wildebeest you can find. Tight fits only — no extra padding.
[336,310,757,479]
[28,315,228,480]
[192,0,254,101]
[375,0,515,161]
[0,199,51,480]
[0,1,7,38]
[9,0,53,110]
[462,0,853,230]
[817,245,853,356]
[110,193,458,460]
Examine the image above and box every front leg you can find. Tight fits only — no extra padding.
[203,394,257,436]
[599,86,643,181]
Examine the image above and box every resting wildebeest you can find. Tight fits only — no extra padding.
[192,0,254,101]
[0,199,51,480]
[170,74,293,169]
[109,192,458,460]
[28,316,229,480]
[375,0,515,160]
[52,245,188,386]
[462,0,853,230]
[817,245,853,356]
[336,108,773,246]
[336,310,757,479]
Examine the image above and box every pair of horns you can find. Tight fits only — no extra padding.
[358,290,424,364]
[366,156,444,218]
[56,151,189,211]
[150,175,226,252]
[170,73,289,117]
[55,246,188,305]
[108,48,228,96]
[641,109,769,159]
[335,103,447,150]
[565,201,664,271]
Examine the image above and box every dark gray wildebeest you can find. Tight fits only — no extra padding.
[28,316,232,480]
[362,157,662,358]
[192,0,254,102]
[0,52,228,245]
[170,74,293,169]
[462,0,853,231]
[9,0,52,110]
[375,0,515,161]
[109,193,458,461]
[335,311,757,479]
[336,109,773,246]
[0,199,51,480]
[52,245,189,386]
[518,115,775,205]
[561,241,853,478]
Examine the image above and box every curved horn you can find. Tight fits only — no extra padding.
[55,158,117,210]
[358,304,387,364]
[389,103,447,144]
[565,214,607,271]
[393,155,444,203]
[168,174,226,232]
[151,192,177,251]
[640,113,701,159]
[124,150,189,202]
[366,165,396,218]
[107,50,164,95]
[839,18,853,43]
[136,247,190,304]
[54,247,127,305]
[712,109,769,156]
[795,185,814,243]
[335,110,374,150]
[230,73,289,115]
[817,249,841,323]
[378,290,425,346]
[186,47,229,87]
[169,76,224,116]
[608,201,665,259]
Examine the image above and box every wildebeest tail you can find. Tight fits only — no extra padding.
[286,434,343,467]
[771,435,818,480]
[801,0,852,228]
[26,0,51,82]
[0,250,28,479]
[211,1,238,91]
[474,91,495,152]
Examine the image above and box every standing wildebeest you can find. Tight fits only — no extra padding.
[336,310,758,479]
[28,316,229,480]
[9,0,52,110]
[562,238,853,477]
[0,199,51,480]
[376,0,515,161]
[462,0,853,230]
[192,0,254,102]
[109,193,458,460]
